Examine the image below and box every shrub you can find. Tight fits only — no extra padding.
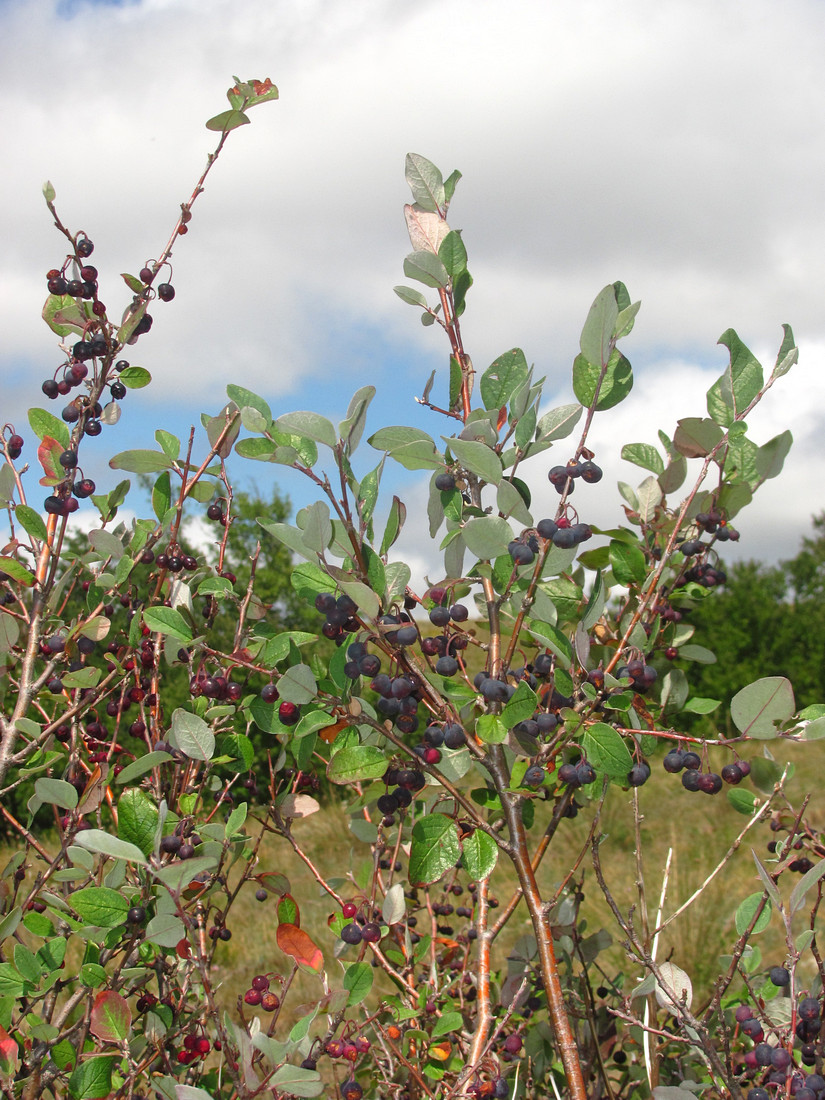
[0,77,822,1100]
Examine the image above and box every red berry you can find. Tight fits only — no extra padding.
[279,701,300,726]
[342,902,357,918]
[244,989,262,1005]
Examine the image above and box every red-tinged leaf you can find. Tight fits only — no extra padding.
[277,893,299,927]
[176,938,191,959]
[38,435,63,481]
[77,763,108,815]
[276,922,323,971]
[90,990,132,1043]
[497,405,508,432]
[0,1023,19,1078]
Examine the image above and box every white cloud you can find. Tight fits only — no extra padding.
[1,0,823,562]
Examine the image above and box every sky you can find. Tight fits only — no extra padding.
[2,0,824,589]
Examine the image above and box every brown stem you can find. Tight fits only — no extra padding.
[491,746,586,1100]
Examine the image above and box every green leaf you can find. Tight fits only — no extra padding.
[117,788,159,856]
[275,411,338,449]
[0,557,35,588]
[475,713,508,744]
[581,571,606,632]
[143,606,192,644]
[772,323,798,378]
[501,681,539,728]
[42,293,86,337]
[496,479,532,526]
[409,814,461,886]
[298,501,332,553]
[382,883,406,925]
[707,330,764,427]
[461,829,498,880]
[278,663,317,704]
[152,471,171,523]
[682,697,721,715]
[676,645,717,665]
[608,539,647,586]
[28,407,70,449]
[394,285,429,308]
[109,450,175,474]
[339,385,375,454]
[438,230,468,278]
[615,298,641,339]
[144,913,186,948]
[526,620,573,666]
[581,724,634,779]
[572,349,633,411]
[432,1010,464,1037]
[535,403,582,442]
[343,961,374,1006]
[790,859,825,915]
[14,505,48,543]
[259,520,318,563]
[446,437,503,485]
[755,430,793,481]
[673,417,724,459]
[74,830,146,864]
[270,1065,324,1099]
[462,516,513,561]
[118,366,151,389]
[403,250,450,289]
[328,745,387,785]
[380,496,406,556]
[205,108,250,132]
[730,676,795,739]
[113,751,172,784]
[226,384,271,421]
[34,778,78,810]
[68,1055,115,1099]
[579,285,619,368]
[734,892,772,936]
[621,442,664,475]
[368,426,441,471]
[479,349,529,411]
[170,709,215,760]
[405,153,445,213]
[748,756,782,793]
[70,887,128,928]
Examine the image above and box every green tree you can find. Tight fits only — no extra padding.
[685,515,825,731]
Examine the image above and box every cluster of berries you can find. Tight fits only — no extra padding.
[340,900,382,945]
[139,261,176,302]
[258,682,300,725]
[4,431,23,460]
[663,747,751,794]
[737,996,824,1097]
[206,498,228,525]
[325,1035,371,1060]
[176,1032,212,1066]
[242,973,281,1011]
[615,660,658,694]
[314,591,360,643]
[548,459,603,493]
